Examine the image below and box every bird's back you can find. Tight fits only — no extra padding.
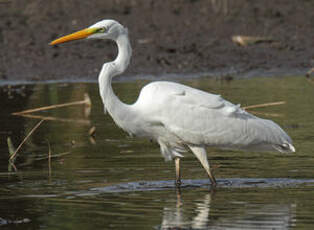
[133,81,295,153]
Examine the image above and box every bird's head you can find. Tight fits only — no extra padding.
[50,19,126,45]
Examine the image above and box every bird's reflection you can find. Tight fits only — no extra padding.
[159,190,212,229]
[157,190,296,230]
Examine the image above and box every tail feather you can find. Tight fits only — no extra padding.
[274,142,296,153]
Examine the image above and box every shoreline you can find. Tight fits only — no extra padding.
[0,67,308,86]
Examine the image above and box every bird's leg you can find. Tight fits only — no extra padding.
[175,157,181,187]
[189,145,217,187]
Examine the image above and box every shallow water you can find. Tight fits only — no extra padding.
[1,76,314,229]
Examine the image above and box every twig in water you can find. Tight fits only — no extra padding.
[89,126,96,137]
[9,120,44,161]
[47,140,52,179]
[88,126,97,144]
[242,101,286,110]
[35,151,71,161]
[248,111,283,118]
[7,137,15,158]
[14,113,90,125]
[12,93,91,115]
[8,161,18,172]
[7,137,17,172]
[89,137,96,145]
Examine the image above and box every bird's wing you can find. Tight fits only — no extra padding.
[135,81,291,150]
[138,81,225,109]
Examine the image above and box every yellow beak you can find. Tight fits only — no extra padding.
[50,28,98,45]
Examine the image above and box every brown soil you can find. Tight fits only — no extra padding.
[1,0,313,82]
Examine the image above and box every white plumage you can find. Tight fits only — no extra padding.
[51,19,295,186]
[133,81,294,155]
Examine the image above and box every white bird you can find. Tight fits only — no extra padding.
[50,19,295,187]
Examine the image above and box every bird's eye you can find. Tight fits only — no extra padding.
[97,27,107,33]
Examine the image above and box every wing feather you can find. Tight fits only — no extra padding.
[135,81,291,151]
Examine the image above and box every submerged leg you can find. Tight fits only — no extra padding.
[175,157,181,187]
[188,145,217,186]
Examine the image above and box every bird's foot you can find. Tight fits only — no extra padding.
[209,176,217,187]
[175,179,182,188]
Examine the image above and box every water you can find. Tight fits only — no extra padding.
[1,76,314,229]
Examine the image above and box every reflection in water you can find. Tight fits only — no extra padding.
[159,191,296,230]
[160,192,212,229]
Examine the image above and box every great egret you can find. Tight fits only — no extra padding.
[50,19,295,187]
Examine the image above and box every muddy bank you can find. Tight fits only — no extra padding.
[1,0,313,82]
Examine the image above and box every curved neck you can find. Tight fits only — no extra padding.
[98,32,132,130]
[114,33,132,74]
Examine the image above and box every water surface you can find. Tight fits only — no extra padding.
[1,76,314,229]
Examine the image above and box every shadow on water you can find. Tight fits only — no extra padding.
[1,75,314,229]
